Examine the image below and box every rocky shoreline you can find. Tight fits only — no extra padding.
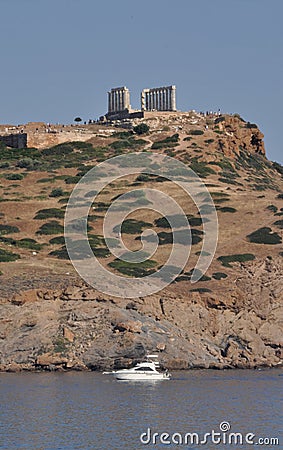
[1,258,282,373]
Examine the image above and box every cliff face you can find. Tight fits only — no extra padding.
[0,257,281,372]
[214,115,265,157]
[0,113,282,372]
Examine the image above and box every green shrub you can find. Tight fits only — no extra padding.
[214,116,225,124]
[212,272,228,280]
[34,208,65,220]
[208,159,235,172]
[277,193,283,199]
[189,129,204,135]
[58,197,69,204]
[133,123,149,135]
[183,136,192,142]
[174,274,191,282]
[49,247,69,259]
[42,143,74,156]
[154,214,188,229]
[140,230,201,246]
[189,217,209,226]
[0,225,20,235]
[110,140,131,150]
[246,122,258,129]
[112,131,133,139]
[213,198,230,204]
[113,219,152,235]
[36,221,64,235]
[151,134,179,150]
[198,204,215,215]
[204,139,214,144]
[16,238,43,251]
[16,158,40,170]
[247,227,281,245]
[218,177,241,185]
[65,176,81,185]
[217,253,255,267]
[108,258,156,277]
[49,236,65,245]
[134,173,167,183]
[273,220,283,229]
[266,205,278,213]
[0,248,20,262]
[53,337,68,354]
[195,250,211,256]
[252,184,267,191]
[272,162,283,176]
[49,187,65,198]
[50,245,110,260]
[217,206,237,213]
[0,162,10,169]
[91,248,111,258]
[189,160,216,178]
[181,268,211,282]
[4,173,24,180]
[88,234,106,247]
[37,178,53,183]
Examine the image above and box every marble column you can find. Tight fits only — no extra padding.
[108,93,111,113]
[166,89,170,110]
[117,91,120,111]
[114,91,117,111]
[158,90,162,111]
[163,89,166,110]
[122,91,125,110]
[171,86,176,111]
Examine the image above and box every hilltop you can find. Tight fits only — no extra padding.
[0,112,282,371]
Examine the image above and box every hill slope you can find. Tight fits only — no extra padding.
[0,113,282,371]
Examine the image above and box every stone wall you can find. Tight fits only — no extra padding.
[0,133,27,148]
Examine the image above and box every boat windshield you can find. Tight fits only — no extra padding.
[135,366,154,371]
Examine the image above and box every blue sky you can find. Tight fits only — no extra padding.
[0,0,282,163]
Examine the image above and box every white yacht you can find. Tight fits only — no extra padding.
[103,354,171,381]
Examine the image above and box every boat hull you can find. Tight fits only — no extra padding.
[114,372,170,381]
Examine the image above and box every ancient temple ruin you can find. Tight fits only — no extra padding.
[105,84,177,120]
[141,85,176,112]
[108,87,131,114]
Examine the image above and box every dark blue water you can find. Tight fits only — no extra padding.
[0,370,282,449]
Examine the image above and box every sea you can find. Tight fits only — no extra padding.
[0,369,282,449]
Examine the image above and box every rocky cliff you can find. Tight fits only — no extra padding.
[0,256,282,372]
